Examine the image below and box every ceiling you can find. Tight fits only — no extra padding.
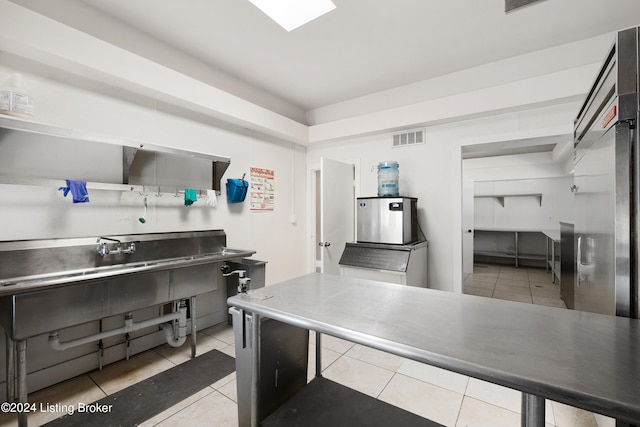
[461,134,572,159]
[11,0,640,119]
[6,0,640,159]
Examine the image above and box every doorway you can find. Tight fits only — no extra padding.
[310,158,357,275]
[459,133,573,308]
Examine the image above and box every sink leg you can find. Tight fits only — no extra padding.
[190,296,197,358]
[6,333,15,402]
[6,336,29,426]
[14,339,28,427]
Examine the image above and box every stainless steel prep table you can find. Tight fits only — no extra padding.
[227,273,640,427]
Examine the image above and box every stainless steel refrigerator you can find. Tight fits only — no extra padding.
[572,26,639,318]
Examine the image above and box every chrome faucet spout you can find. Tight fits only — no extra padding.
[96,237,135,256]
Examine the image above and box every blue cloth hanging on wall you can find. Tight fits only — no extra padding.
[58,180,90,203]
[184,188,197,206]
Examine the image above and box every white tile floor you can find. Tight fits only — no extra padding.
[0,269,616,426]
[464,264,567,309]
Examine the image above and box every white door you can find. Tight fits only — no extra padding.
[319,157,354,275]
[462,176,475,274]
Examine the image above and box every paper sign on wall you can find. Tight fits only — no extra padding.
[250,167,274,211]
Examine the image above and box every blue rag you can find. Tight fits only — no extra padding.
[184,188,197,206]
[58,180,90,203]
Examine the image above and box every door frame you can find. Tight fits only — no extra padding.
[455,128,574,294]
[307,158,360,273]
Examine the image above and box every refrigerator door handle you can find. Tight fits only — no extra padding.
[577,236,584,288]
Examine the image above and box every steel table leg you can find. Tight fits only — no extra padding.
[521,393,545,427]
[190,296,197,358]
[250,313,261,427]
[315,332,322,378]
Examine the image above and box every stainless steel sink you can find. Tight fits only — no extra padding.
[0,229,259,426]
[0,248,255,293]
[0,231,256,296]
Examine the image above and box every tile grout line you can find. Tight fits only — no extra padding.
[376,371,397,399]
[86,373,109,400]
[454,376,473,426]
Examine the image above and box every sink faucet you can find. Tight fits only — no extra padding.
[96,237,136,257]
[220,264,251,293]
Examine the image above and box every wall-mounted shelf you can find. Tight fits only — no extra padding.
[0,176,215,199]
[0,115,231,193]
[474,193,542,207]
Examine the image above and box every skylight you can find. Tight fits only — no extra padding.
[248,0,336,32]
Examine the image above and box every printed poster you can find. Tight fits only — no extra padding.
[250,167,274,211]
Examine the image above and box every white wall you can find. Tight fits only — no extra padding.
[473,177,574,230]
[307,102,580,293]
[0,59,308,286]
[465,149,575,230]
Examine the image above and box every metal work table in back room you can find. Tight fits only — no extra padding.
[228,273,640,427]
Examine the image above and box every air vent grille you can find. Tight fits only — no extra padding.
[392,128,425,148]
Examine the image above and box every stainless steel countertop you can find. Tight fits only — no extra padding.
[228,273,640,424]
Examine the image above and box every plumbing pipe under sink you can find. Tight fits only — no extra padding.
[162,301,188,348]
[48,300,188,351]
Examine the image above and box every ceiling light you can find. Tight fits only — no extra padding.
[248,0,336,32]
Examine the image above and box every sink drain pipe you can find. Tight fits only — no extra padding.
[162,301,188,348]
[48,300,188,351]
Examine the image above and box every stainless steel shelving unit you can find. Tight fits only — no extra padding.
[474,228,547,268]
[474,193,543,207]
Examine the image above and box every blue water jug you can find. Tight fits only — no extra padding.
[377,161,399,197]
